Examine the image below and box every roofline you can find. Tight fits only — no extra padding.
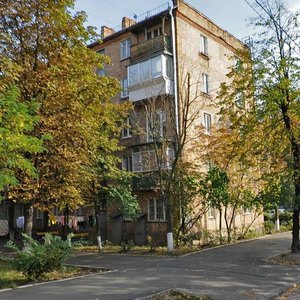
[88,10,170,49]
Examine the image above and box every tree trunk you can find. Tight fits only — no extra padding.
[62,205,69,240]
[165,194,174,252]
[275,205,280,232]
[291,184,300,252]
[218,208,222,244]
[24,203,33,236]
[8,201,15,241]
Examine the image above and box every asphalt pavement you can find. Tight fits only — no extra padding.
[1,232,300,300]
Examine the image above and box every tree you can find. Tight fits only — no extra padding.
[0,86,44,192]
[170,162,207,245]
[217,0,300,252]
[199,166,229,242]
[107,174,140,247]
[0,0,127,235]
[135,66,209,250]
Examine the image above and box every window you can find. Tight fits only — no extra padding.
[36,209,43,219]
[208,207,216,219]
[146,110,166,142]
[200,34,208,55]
[146,26,162,40]
[96,68,106,77]
[74,206,83,216]
[132,145,174,173]
[120,39,131,60]
[121,117,131,138]
[151,56,162,78]
[140,59,151,81]
[148,198,166,221]
[122,156,132,171]
[53,207,61,216]
[121,78,129,98]
[244,207,252,215]
[235,91,245,108]
[128,55,166,86]
[96,49,106,76]
[202,73,209,94]
[204,113,212,135]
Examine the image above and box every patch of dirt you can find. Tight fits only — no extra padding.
[277,283,300,300]
[266,252,300,265]
[146,289,213,300]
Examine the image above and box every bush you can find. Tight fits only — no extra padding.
[264,220,274,234]
[6,234,73,280]
[279,211,293,225]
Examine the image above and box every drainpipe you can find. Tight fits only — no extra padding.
[169,3,179,138]
[167,2,179,253]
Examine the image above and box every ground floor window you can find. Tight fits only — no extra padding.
[148,198,166,221]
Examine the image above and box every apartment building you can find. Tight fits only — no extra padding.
[88,0,264,245]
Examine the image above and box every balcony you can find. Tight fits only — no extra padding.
[131,35,172,63]
[132,174,156,191]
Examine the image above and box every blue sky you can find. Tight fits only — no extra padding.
[74,0,300,40]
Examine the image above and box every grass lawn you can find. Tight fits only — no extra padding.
[148,289,213,300]
[0,258,101,290]
[0,259,28,289]
[74,244,206,256]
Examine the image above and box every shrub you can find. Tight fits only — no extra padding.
[279,211,293,225]
[264,220,274,234]
[6,234,73,280]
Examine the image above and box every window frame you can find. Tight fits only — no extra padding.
[96,49,106,76]
[121,78,129,98]
[208,206,216,219]
[200,34,208,56]
[202,73,210,94]
[204,112,212,135]
[120,39,131,60]
[146,109,166,142]
[122,156,133,172]
[121,117,132,139]
[148,198,166,221]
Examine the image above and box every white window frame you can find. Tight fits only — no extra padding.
[244,207,252,215]
[122,117,131,139]
[208,207,216,219]
[121,78,129,98]
[204,113,212,135]
[148,198,166,221]
[146,110,166,142]
[202,73,210,94]
[235,91,245,108]
[200,34,208,55]
[122,156,132,172]
[128,55,165,87]
[120,39,131,60]
[146,26,162,40]
[96,49,106,76]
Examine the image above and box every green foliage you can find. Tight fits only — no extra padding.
[5,234,73,280]
[199,167,229,209]
[280,211,293,226]
[0,0,128,219]
[120,240,134,252]
[215,0,300,251]
[264,221,274,234]
[107,175,140,219]
[0,86,44,191]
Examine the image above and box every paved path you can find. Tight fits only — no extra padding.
[1,232,300,300]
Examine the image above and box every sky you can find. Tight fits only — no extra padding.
[74,0,300,40]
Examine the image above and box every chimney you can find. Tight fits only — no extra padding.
[122,17,135,30]
[101,26,115,38]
